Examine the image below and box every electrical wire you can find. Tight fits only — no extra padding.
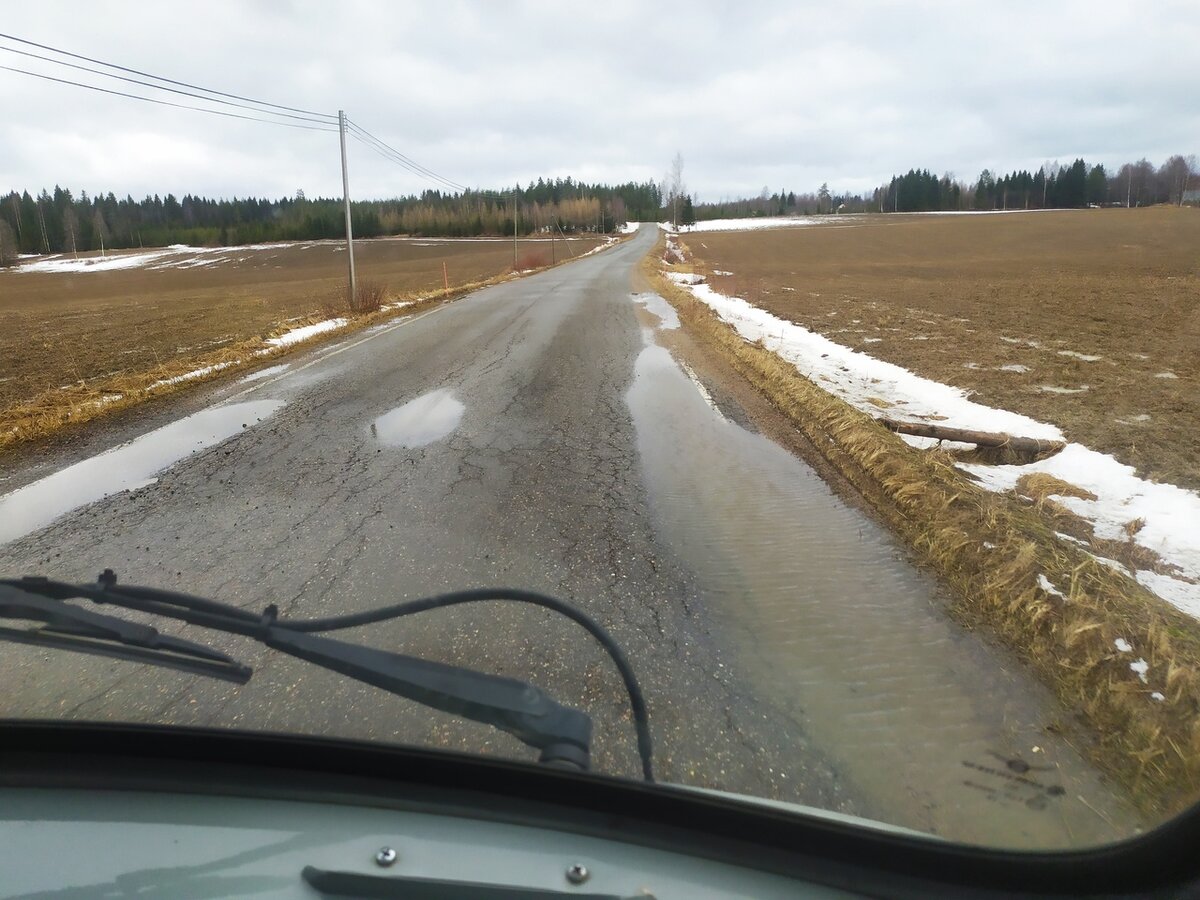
[0,30,337,121]
[346,120,450,180]
[346,119,467,192]
[347,130,464,193]
[0,32,470,195]
[0,44,335,126]
[348,129,466,193]
[0,64,339,132]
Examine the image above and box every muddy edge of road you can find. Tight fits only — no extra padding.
[638,231,1200,818]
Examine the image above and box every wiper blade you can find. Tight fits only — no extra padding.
[0,584,252,684]
[2,573,653,779]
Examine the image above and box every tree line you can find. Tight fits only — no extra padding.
[875,154,1195,213]
[678,153,1195,223]
[0,177,663,264]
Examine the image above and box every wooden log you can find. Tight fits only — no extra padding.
[878,417,1066,455]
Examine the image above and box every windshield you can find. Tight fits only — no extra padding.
[0,4,1196,852]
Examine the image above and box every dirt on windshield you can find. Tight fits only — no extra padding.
[687,208,1200,491]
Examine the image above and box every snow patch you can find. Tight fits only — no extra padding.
[660,215,861,233]
[1114,638,1133,653]
[149,361,237,389]
[670,269,1200,618]
[266,317,348,348]
[1038,384,1090,394]
[1037,574,1065,599]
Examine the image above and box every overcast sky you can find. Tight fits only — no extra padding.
[1,1,1196,203]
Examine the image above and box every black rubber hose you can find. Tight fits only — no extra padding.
[279,588,655,782]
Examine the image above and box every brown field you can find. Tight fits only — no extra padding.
[686,209,1200,491]
[646,238,1200,816]
[0,235,605,415]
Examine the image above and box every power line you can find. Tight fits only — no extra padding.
[1,32,471,197]
[0,44,335,126]
[0,30,337,122]
[0,64,339,132]
[346,119,466,192]
[346,124,465,192]
[346,130,465,193]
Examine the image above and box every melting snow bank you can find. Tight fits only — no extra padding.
[0,400,285,545]
[666,271,1200,616]
[138,317,348,392]
[266,317,348,347]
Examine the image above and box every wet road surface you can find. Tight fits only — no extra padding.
[0,225,1141,847]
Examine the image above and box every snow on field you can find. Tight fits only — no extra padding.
[619,221,642,234]
[661,215,861,233]
[14,240,319,274]
[667,271,1200,616]
[655,209,1079,235]
[17,248,187,273]
[265,317,348,348]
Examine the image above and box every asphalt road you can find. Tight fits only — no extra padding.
[0,225,1139,845]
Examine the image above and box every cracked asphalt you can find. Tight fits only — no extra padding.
[0,226,857,813]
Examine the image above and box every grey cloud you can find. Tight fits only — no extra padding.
[1,1,1196,202]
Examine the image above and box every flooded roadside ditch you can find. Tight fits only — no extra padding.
[626,292,1140,848]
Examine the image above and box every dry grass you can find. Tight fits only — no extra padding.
[515,249,551,270]
[645,235,1200,817]
[689,208,1200,491]
[0,235,608,413]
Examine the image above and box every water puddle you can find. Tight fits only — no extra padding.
[631,292,680,329]
[626,342,1137,848]
[0,400,284,546]
[238,363,290,384]
[372,389,465,448]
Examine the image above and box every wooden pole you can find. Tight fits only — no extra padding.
[338,110,357,303]
[877,417,1065,456]
[442,260,449,290]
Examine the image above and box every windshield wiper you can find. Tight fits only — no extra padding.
[0,583,252,683]
[0,572,653,780]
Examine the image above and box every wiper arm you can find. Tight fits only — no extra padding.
[0,583,252,684]
[263,628,591,769]
[1,575,603,774]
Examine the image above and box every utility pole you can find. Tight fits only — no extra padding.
[512,188,518,269]
[338,110,357,303]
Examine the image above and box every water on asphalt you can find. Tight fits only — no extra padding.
[626,291,1138,847]
[372,389,466,448]
[0,399,284,545]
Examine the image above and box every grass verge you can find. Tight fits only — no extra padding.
[643,233,1200,816]
[1,274,495,454]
